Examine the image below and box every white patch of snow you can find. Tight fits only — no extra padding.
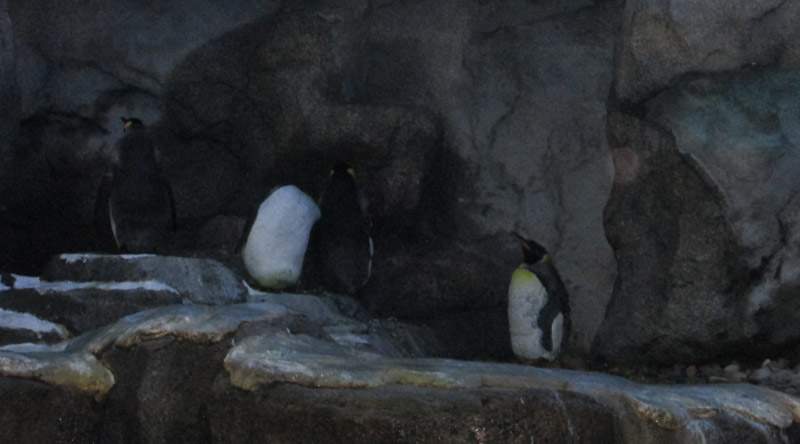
[0,308,68,336]
[120,254,157,260]
[8,275,41,289]
[0,342,68,353]
[2,274,179,295]
[59,253,156,263]
[59,253,96,263]
[102,281,179,293]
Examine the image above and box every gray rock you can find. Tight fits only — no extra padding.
[0,308,70,346]
[648,70,800,349]
[247,290,444,358]
[41,253,247,305]
[596,113,748,364]
[598,69,800,364]
[0,0,17,147]
[0,349,114,399]
[1,300,797,443]
[0,276,181,335]
[616,0,800,103]
[0,376,103,444]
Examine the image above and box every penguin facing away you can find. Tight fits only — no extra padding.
[507,232,570,363]
[96,117,176,253]
[307,162,373,295]
[241,185,321,290]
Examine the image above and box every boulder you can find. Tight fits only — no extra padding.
[0,275,181,335]
[41,253,247,305]
[0,308,69,346]
[597,69,800,364]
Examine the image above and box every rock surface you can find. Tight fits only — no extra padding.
[0,300,797,444]
[0,308,69,346]
[0,274,181,335]
[42,253,247,305]
[597,62,800,363]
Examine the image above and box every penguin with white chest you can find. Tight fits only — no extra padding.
[96,117,176,253]
[508,232,570,363]
[306,162,373,296]
[241,185,321,290]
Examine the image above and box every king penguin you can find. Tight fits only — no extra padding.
[307,162,373,295]
[96,117,176,253]
[507,232,570,363]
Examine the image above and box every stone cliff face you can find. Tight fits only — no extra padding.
[0,0,799,367]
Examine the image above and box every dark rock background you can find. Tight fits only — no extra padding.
[1,0,799,367]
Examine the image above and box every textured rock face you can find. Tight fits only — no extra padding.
[0,255,797,443]
[615,0,800,103]
[1,298,798,444]
[2,0,800,370]
[596,0,800,364]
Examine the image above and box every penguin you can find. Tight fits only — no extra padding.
[306,162,373,295]
[95,117,176,253]
[507,232,570,363]
[241,185,321,290]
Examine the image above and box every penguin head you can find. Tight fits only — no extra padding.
[330,161,356,179]
[319,161,360,207]
[121,117,145,133]
[513,232,550,264]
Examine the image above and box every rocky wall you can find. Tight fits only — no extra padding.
[1,0,800,366]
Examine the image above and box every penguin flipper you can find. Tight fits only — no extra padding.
[93,171,115,248]
[164,178,178,231]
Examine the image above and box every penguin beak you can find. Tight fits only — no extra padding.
[512,232,531,251]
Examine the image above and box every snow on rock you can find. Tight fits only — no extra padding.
[0,342,68,353]
[42,254,247,305]
[0,308,69,338]
[4,274,180,295]
[59,253,157,264]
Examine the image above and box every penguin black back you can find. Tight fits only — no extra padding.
[97,117,176,253]
[306,162,373,295]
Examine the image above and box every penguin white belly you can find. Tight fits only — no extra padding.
[508,267,557,362]
[242,185,321,289]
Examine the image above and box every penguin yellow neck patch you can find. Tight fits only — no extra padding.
[512,266,539,285]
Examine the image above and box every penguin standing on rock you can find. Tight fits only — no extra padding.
[508,232,570,364]
[96,117,176,253]
[307,162,373,295]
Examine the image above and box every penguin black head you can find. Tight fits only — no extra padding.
[330,161,356,179]
[513,232,550,265]
[121,117,145,133]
